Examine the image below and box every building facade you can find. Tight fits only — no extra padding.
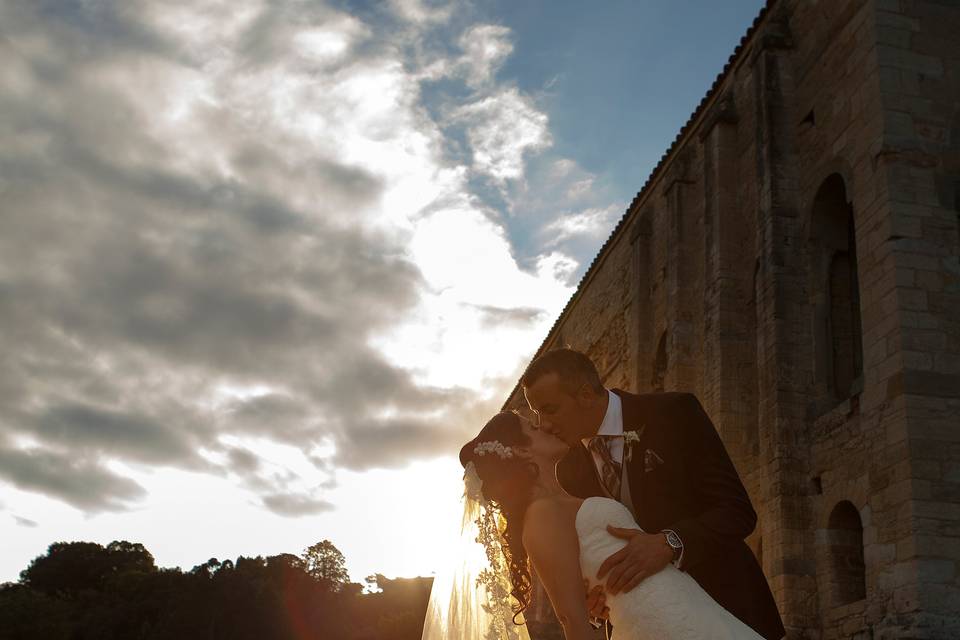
[506,1,960,638]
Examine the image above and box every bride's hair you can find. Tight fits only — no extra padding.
[459,411,538,623]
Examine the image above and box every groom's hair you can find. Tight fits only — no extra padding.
[521,348,604,396]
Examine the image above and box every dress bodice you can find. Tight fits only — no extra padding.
[575,497,763,640]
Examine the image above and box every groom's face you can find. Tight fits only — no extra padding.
[523,372,602,447]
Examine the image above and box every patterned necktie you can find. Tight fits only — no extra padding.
[588,436,622,500]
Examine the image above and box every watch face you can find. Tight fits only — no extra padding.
[665,531,682,549]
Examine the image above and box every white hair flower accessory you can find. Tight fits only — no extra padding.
[473,440,515,459]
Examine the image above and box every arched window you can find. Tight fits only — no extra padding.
[652,331,668,392]
[811,174,863,401]
[826,501,866,605]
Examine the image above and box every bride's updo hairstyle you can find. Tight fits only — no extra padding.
[459,411,538,623]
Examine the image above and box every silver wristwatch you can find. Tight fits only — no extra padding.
[663,530,683,563]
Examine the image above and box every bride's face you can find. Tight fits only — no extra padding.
[517,415,568,462]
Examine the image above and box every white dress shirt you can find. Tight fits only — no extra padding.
[582,389,624,470]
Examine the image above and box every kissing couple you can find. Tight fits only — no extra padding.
[422,349,785,640]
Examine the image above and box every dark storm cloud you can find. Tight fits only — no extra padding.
[336,415,467,470]
[34,402,197,466]
[0,0,492,515]
[231,144,386,213]
[0,445,147,512]
[224,394,315,442]
[11,0,185,65]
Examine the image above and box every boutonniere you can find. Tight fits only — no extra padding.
[622,426,645,463]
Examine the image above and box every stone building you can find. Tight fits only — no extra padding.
[505,0,960,638]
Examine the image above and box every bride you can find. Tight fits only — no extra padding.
[422,410,763,640]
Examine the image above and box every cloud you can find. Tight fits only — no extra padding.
[544,205,622,244]
[0,444,147,512]
[535,252,581,286]
[246,9,371,67]
[0,0,575,517]
[457,25,513,88]
[388,0,453,25]
[451,88,552,184]
[227,447,261,473]
[13,515,38,528]
[261,492,334,517]
[471,304,546,329]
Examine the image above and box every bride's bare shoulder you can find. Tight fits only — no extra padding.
[522,496,582,543]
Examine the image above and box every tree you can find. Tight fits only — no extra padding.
[106,540,156,574]
[189,557,221,578]
[19,540,156,596]
[265,553,304,571]
[302,540,349,591]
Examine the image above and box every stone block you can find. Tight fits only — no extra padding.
[914,269,944,292]
[876,25,912,49]
[898,288,929,311]
[912,459,941,480]
[895,266,916,287]
[916,558,956,583]
[933,352,960,375]
[913,501,960,520]
[875,0,900,13]
[902,349,934,370]
[893,585,921,612]
[894,250,941,271]
[902,329,947,351]
[889,214,924,238]
[842,618,868,637]
[897,536,919,561]
[876,11,921,32]
[900,309,940,329]
[902,370,960,398]
[917,583,960,617]
[877,45,944,76]
[867,542,897,567]
[884,110,916,138]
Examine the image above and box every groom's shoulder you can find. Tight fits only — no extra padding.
[613,388,703,412]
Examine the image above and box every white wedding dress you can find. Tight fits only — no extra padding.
[576,497,763,640]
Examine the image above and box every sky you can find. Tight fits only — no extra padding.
[0,0,764,584]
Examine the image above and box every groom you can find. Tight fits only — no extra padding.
[522,348,785,640]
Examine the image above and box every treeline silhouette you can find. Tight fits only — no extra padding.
[0,539,432,640]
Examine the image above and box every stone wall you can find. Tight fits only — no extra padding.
[507,1,960,638]
[874,0,960,636]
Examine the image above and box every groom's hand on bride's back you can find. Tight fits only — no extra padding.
[597,526,674,595]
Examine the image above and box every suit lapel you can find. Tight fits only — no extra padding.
[614,388,646,436]
[613,389,649,522]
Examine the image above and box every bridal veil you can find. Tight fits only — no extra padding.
[421,462,531,640]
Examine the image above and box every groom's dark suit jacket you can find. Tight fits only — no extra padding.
[557,389,785,640]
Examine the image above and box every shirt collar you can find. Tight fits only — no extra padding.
[583,389,622,447]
